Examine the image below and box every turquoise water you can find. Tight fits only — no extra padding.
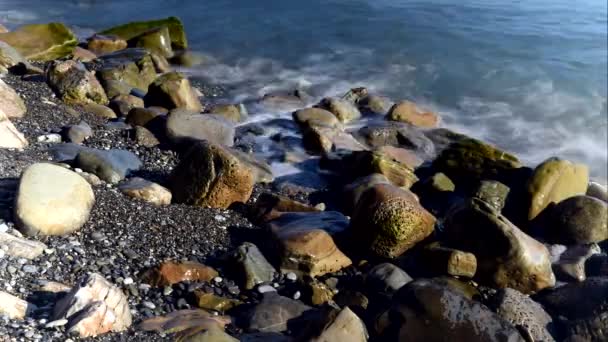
[2,0,607,178]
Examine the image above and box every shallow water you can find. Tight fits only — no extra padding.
[2,0,607,179]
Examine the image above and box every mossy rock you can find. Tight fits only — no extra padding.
[97,48,156,92]
[128,27,173,58]
[99,16,187,50]
[432,137,521,185]
[0,23,77,61]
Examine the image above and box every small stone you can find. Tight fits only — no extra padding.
[213,277,223,283]
[123,277,134,285]
[293,291,301,300]
[22,265,38,273]
[142,301,156,310]
[257,285,277,294]
[118,177,172,206]
[45,319,68,328]
[285,272,297,282]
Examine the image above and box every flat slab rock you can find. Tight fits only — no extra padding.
[0,231,46,259]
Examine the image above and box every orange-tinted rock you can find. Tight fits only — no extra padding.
[87,35,128,55]
[142,261,218,287]
[387,101,440,128]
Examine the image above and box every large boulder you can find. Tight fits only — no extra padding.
[317,97,361,123]
[386,101,440,128]
[0,109,28,149]
[53,273,131,337]
[75,148,142,184]
[97,48,157,93]
[170,140,254,208]
[128,26,173,58]
[206,103,247,123]
[0,23,77,61]
[47,60,109,105]
[0,78,26,118]
[166,109,235,146]
[383,278,523,341]
[431,137,521,186]
[545,196,607,245]
[351,183,436,258]
[444,198,555,294]
[99,16,188,50]
[0,41,26,73]
[15,163,95,236]
[145,72,202,112]
[526,158,589,220]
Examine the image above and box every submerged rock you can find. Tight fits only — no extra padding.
[0,22,77,61]
[351,183,436,258]
[53,273,131,337]
[170,140,254,208]
[15,163,95,236]
[444,198,555,294]
[526,157,589,221]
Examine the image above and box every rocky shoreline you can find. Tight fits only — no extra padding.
[0,17,607,342]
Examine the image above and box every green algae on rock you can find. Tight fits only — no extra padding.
[99,16,188,50]
[0,23,77,61]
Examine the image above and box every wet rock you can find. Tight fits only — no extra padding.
[342,174,390,214]
[587,182,608,202]
[83,103,117,119]
[194,292,242,313]
[240,332,293,342]
[170,50,205,67]
[545,196,607,245]
[421,243,477,278]
[268,212,352,277]
[231,149,274,184]
[384,278,523,341]
[228,242,276,290]
[358,94,392,115]
[444,198,555,294]
[526,157,589,221]
[241,293,315,333]
[71,46,97,62]
[535,277,608,320]
[128,26,173,58]
[432,137,521,186]
[293,108,341,129]
[15,163,95,236]
[563,310,608,342]
[311,307,368,342]
[553,244,601,282]
[0,41,26,73]
[374,145,423,169]
[109,94,144,116]
[97,48,156,93]
[87,34,128,55]
[142,261,218,287]
[170,140,254,208]
[252,193,320,223]
[0,110,28,148]
[207,103,247,122]
[150,52,172,73]
[366,263,412,294]
[53,273,131,337]
[0,78,26,118]
[303,125,368,154]
[75,148,142,184]
[259,91,308,111]
[145,72,202,112]
[182,327,239,342]
[140,309,231,340]
[351,183,436,258]
[386,100,440,128]
[345,150,419,188]
[489,288,556,342]
[134,126,160,147]
[0,291,35,319]
[423,172,456,192]
[64,121,93,144]
[317,97,361,123]
[118,177,172,205]
[166,109,235,146]
[0,231,46,259]
[99,16,188,50]
[473,180,510,212]
[355,121,435,158]
[47,60,109,105]
[0,22,77,61]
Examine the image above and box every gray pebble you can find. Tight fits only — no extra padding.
[257,285,277,293]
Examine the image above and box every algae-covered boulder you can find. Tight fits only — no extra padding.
[0,23,77,61]
[351,183,436,258]
[444,198,555,294]
[170,140,254,209]
[145,72,202,112]
[47,60,109,105]
[526,157,589,221]
[348,150,419,188]
[432,137,521,185]
[99,16,188,50]
[128,27,173,58]
[97,48,157,93]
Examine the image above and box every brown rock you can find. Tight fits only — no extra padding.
[133,126,160,147]
[293,108,341,129]
[0,79,26,118]
[87,35,128,55]
[252,192,320,224]
[83,103,117,119]
[387,101,440,128]
[126,107,163,126]
[207,103,246,122]
[118,177,172,206]
[311,307,368,342]
[145,72,202,112]
[142,261,218,287]
[421,243,477,278]
[194,291,242,313]
[139,309,232,340]
[71,46,97,62]
[375,145,423,169]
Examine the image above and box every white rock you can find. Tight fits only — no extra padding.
[37,134,62,143]
[0,291,36,319]
[53,273,132,337]
[14,163,95,236]
[0,79,26,118]
[0,109,27,149]
[0,231,46,259]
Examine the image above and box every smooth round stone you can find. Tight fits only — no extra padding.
[142,301,156,310]
[286,272,297,282]
[257,285,277,293]
[123,277,134,285]
[293,291,301,300]
[213,277,223,283]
